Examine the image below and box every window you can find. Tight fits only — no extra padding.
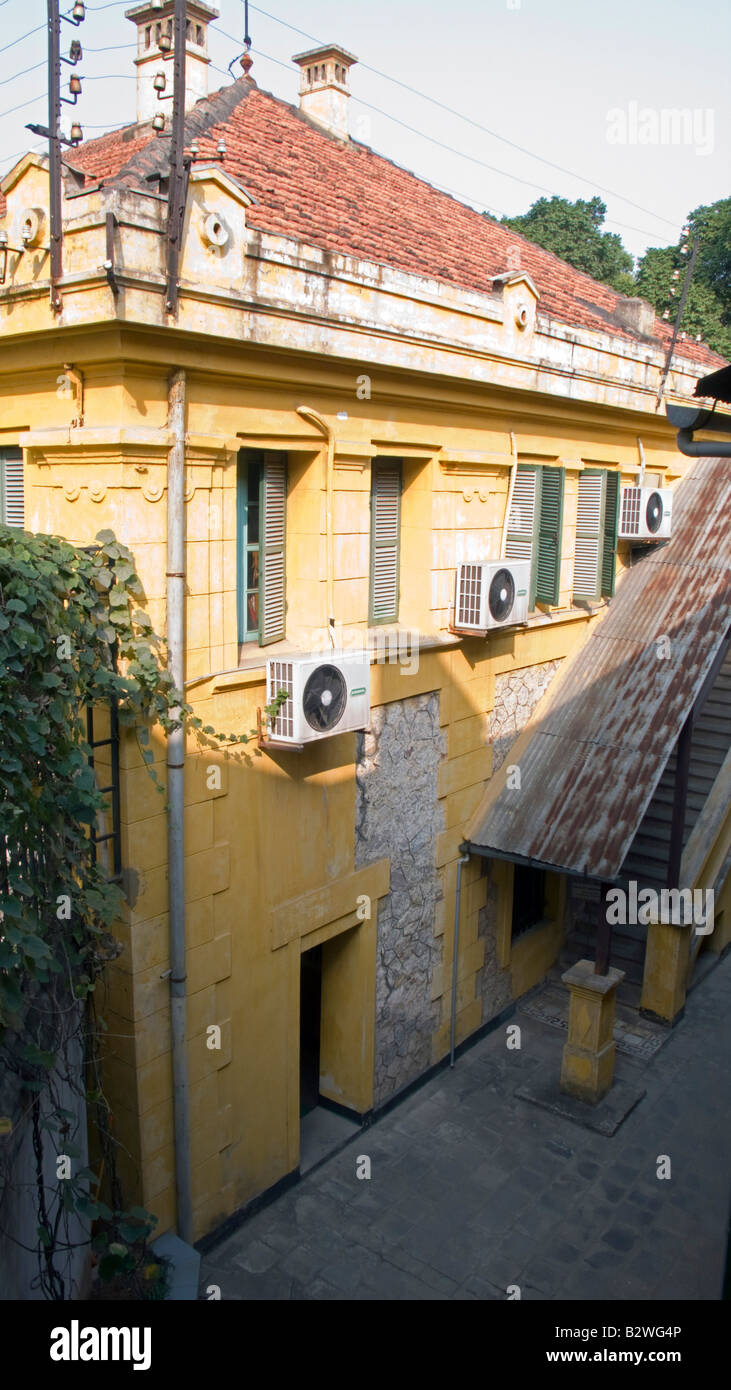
[369,459,402,625]
[512,865,546,938]
[573,468,619,602]
[237,450,287,646]
[505,463,564,609]
[0,448,24,528]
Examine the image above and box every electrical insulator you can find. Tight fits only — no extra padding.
[662,309,670,320]
[72,1,85,20]
[69,40,82,62]
[217,139,226,158]
[70,123,83,145]
[153,72,166,93]
[158,33,172,53]
[69,74,82,96]
[152,113,165,133]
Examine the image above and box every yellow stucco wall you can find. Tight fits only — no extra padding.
[1,145,719,1239]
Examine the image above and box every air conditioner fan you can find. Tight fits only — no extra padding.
[302,664,348,731]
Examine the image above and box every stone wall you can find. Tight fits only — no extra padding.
[488,659,563,771]
[474,869,513,1025]
[355,693,445,1106]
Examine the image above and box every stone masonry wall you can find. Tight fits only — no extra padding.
[474,870,513,1026]
[355,693,445,1106]
[488,659,563,771]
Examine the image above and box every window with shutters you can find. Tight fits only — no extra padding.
[237,450,287,647]
[573,468,619,602]
[505,463,564,609]
[369,460,401,625]
[0,448,24,528]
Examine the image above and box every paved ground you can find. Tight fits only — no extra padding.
[200,952,731,1300]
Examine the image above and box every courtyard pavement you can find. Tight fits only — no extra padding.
[200,952,731,1300]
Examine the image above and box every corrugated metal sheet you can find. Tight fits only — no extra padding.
[464,455,731,881]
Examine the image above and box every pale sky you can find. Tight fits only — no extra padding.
[1,0,729,261]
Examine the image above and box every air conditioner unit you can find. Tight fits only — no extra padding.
[454,559,531,633]
[266,651,370,745]
[618,486,673,540]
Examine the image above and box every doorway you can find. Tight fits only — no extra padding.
[298,937,362,1173]
[299,944,322,1118]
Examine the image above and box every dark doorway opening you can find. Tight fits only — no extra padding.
[299,944,322,1117]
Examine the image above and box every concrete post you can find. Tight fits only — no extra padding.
[560,959,625,1104]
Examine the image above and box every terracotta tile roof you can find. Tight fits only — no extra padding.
[6,76,726,370]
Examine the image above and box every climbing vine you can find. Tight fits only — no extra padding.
[0,525,278,1298]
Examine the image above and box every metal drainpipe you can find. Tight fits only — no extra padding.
[500,431,519,559]
[166,367,193,1243]
[296,406,336,647]
[676,428,731,458]
[637,437,646,488]
[450,854,471,1067]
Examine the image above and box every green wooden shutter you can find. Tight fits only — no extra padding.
[535,466,564,606]
[505,465,539,609]
[0,448,24,528]
[259,452,287,645]
[601,470,620,597]
[369,460,401,624]
[573,469,604,601]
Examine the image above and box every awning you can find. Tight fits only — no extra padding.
[463,456,731,882]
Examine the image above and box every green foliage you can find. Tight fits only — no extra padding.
[501,195,636,294]
[0,525,285,1298]
[635,198,731,357]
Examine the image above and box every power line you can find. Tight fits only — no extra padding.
[244,2,681,234]
[0,92,46,123]
[0,60,45,88]
[212,38,666,246]
[5,22,44,55]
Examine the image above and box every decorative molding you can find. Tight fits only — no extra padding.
[440,450,512,474]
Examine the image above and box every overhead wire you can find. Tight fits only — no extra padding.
[244,1,681,234]
[210,35,666,245]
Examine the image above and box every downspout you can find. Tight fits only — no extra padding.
[499,431,519,559]
[675,429,731,458]
[637,437,646,488]
[296,405,336,647]
[166,368,193,1243]
[449,853,471,1067]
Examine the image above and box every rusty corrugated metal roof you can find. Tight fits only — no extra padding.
[463,456,731,881]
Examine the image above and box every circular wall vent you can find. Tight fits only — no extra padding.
[202,212,229,249]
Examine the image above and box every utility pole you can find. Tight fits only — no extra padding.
[656,237,700,409]
[47,0,62,311]
[27,2,85,312]
[165,0,188,315]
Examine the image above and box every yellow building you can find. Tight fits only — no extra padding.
[1,4,728,1244]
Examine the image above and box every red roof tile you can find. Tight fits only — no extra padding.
[6,77,726,371]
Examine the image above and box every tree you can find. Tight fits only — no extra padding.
[635,198,731,358]
[500,195,635,294]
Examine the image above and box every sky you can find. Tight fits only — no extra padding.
[1,0,729,261]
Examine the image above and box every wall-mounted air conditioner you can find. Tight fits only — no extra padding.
[618,486,673,540]
[266,651,370,745]
[454,560,530,633]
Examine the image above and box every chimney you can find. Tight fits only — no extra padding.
[125,0,219,125]
[292,44,357,140]
[614,296,656,338]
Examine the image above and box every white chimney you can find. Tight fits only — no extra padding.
[292,44,357,140]
[125,0,219,125]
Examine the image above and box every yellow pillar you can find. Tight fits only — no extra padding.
[560,959,625,1104]
[640,919,691,1024]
